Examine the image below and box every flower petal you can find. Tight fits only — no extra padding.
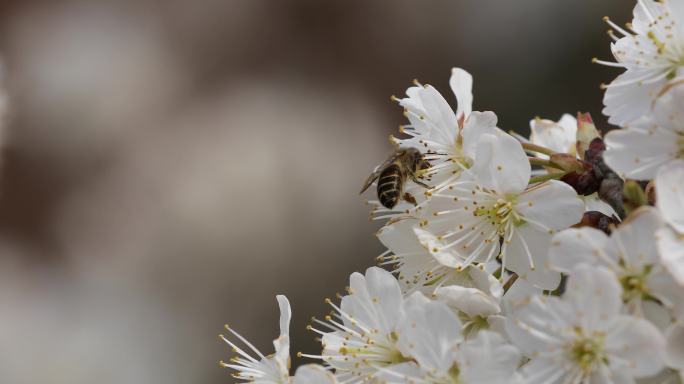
[449,67,473,120]
[656,159,684,233]
[471,131,530,194]
[656,227,684,287]
[293,365,338,384]
[397,292,463,375]
[605,315,667,378]
[517,180,584,231]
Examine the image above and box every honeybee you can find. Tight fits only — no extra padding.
[360,148,431,209]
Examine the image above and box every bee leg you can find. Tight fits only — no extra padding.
[403,192,418,206]
[411,176,431,189]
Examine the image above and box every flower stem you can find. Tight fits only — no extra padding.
[528,157,565,170]
[521,142,556,157]
[503,273,519,294]
[528,172,566,184]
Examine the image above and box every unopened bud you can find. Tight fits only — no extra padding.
[550,153,588,173]
[623,180,648,215]
[576,112,601,160]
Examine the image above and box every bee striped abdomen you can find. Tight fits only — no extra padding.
[377,164,404,209]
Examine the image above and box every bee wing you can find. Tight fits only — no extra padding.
[359,151,403,194]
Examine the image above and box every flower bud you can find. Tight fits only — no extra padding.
[576,112,601,160]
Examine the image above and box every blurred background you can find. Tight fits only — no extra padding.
[0,1,630,383]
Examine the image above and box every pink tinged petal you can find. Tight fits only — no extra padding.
[435,285,501,318]
[605,315,667,378]
[656,227,684,286]
[603,127,680,180]
[461,111,498,160]
[565,265,623,332]
[449,67,473,120]
[471,132,530,194]
[665,323,684,370]
[293,365,338,384]
[457,331,523,384]
[397,293,463,375]
[517,180,585,231]
[548,227,613,273]
[656,160,684,233]
[506,226,561,290]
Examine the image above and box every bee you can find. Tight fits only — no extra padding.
[360,147,431,209]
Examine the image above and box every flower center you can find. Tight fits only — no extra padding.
[570,333,607,373]
[619,265,653,302]
[474,195,525,235]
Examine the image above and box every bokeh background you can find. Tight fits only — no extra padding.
[0,1,631,383]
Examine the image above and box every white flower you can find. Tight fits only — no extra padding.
[305,267,413,382]
[529,114,577,158]
[417,131,584,289]
[597,0,684,126]
[220,295,291,383]
[549,207,684,318]
[506,264,667,383]
[393,68,499,189]
[655,160,684,286]
[604,90,684,180]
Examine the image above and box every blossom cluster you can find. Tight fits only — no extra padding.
[221,1,684,383]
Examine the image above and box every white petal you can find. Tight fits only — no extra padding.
[293,365,338,384]
[457,331,522,384]
[397,293,462,375]
[449,67,473,120]
[505,294,573,356]
[273,295,292,369]
[605,315,667,378]
[342,268,403,332]
[603,70,665,127]
[506,226,561,290]
[604,127,679,180]
[377,219,425,255]
[548,227,612,272]
[656,160,684,233]
[665,323,684,370]
[657,227,684,286]
[461,111,498,160]
[611,207,664,268]
[435,285,501,318]
[565,265,622,332]
[414,226,464,269]
[517,180,584,231]
[471,132,530,194]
